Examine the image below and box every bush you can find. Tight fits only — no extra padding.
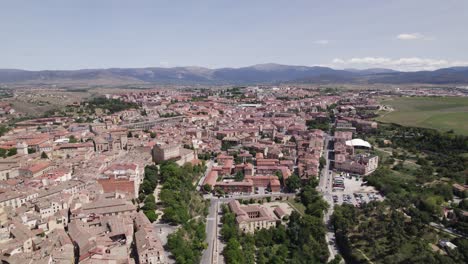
[202,184,212,193]
[41,151,48,159]
[144,210,158,223]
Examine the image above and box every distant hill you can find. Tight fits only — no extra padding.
[366,66,468,84]
[1,64,468,85]
[344,68,399,74]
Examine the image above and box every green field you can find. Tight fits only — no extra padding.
[377,97,468,135]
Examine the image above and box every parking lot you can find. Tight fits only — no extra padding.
[330,173,384,207]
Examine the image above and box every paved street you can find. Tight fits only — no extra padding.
[196,160,214,191]
[430,222,463,238]
[201,199,220,264]
[318,133,339,262]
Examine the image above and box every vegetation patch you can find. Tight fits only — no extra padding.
[377,97,468,135]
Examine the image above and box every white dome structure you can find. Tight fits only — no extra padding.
[345,138,372,149]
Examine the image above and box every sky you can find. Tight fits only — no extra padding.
[1,0,467,71]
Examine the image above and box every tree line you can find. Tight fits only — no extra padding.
[158,161,208,264]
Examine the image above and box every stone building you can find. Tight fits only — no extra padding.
[228,200,277,233]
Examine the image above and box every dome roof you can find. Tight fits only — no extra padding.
[345,138,371,148]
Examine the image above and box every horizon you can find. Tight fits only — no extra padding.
[1,62,467,73]
[1,0,467,71]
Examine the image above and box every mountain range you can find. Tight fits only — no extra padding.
[1,64,468,85]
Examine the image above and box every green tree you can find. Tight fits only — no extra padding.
[286,174,301,192]
[224,238,244,264]
[41,151,48,159]
[144,210,158,222]
[234,171,244,182]
[69,135,78,143]
[319,156,327,170]
[140,180,154,195]
[7,148,16,156]
[0,148,6,158]
[144,194,156,204]
[138,193,146,203]
[0,126,9,137]
[202,184,212,192]
[141,199,156,211]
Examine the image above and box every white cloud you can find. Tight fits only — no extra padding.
[159,61,170,67]
[313,39,330,45]
[331,58,345,64]
[397,33,424,40]
[331,57,468,71]
[396,33,434,40]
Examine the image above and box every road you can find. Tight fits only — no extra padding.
[201,199,220,264]
[318,133,339,262]
[196,160,214,191]
[429,222,463,238]
[318,134,332,193]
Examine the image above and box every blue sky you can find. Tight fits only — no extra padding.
[1,0,467,71]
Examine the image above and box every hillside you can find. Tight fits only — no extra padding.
[1,64,468,85]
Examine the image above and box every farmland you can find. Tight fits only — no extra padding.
[377,96,468,135]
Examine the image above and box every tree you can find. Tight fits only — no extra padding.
[275,171,284,186]
[41,151,48,159]
[141,199,156,211]
[144,210,158,222]
[431,183,453,201]
[220,212,238,242]
[138,192,146,203]
[68,135,78,143]
[203,184,212,192]
[416,157,429,166]
[144,194,156,204]
[319,156,327,170]
[234,171,244,182]
[460,199,468,210]
[167,220,206,263]
[150,132,156,138]
[224,238,244,264]
[0,148,6,158]
[7,148,16,156]
[0,126,9,137]
[144,165,158,189]
[140,180,154,195]
[286,174,301,192]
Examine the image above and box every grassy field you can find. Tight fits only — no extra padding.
[377,97,468,135]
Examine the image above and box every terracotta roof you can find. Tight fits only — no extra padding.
[20,162,51,174]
